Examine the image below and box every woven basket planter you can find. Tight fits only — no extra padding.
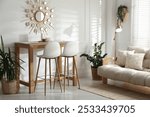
[91,67,102,80]
[1,79,19,94]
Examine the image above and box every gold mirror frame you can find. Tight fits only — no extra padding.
[24,0,54,35]
[35,11,45,22]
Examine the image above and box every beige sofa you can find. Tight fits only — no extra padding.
[97,47,150,87]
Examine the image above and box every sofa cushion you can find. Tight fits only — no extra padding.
[143,68,150,72]
[125,53,145,70]
[128,47,150,69]
[130,71,150,86]
[98,64,121,80]
[143,59,150,69]
[145,76,150,87]
[116,50,134,67]
[98,64,136,82]
[145,50,150,59]
[128,46,148,53]
[143,50,150,69]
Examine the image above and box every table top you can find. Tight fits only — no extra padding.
[15,41,66,48]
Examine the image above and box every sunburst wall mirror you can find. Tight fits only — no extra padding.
[24,0,54,39]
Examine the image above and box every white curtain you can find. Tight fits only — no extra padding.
[131,0,150,48]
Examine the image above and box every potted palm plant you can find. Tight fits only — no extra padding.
[80,42,107,80]
[0,35,24,94]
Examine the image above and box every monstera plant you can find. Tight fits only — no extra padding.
[80,42,107,68]
[80,42,107,80]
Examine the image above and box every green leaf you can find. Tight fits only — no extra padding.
[0,35,5,52]
[0,35,25,81]
[80,42,107,68]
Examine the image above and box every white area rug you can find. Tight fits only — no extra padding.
[80,80,150,100]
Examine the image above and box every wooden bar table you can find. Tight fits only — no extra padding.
[15,41,77,93]
[15,41,48,93]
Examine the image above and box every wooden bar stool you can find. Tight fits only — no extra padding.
[34,41,62,96]
[62,41,80,92]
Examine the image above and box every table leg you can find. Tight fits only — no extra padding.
[28,47,35,93]
[15,45,20,90]
[102,77,108,84]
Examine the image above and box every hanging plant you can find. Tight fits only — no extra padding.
[117,5,128,23]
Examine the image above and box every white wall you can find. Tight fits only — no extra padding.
[104,0,132,55]
[0,0,85,46]
[0,0,28,47]
[105,0,117,55]
[116,0,132,50]
[0,0,91,79]
[0,0,132,79]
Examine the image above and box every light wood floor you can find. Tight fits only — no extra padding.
[0,77,108,100]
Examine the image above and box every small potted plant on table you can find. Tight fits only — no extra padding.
[0,36,24,94]
[80,42,107,80]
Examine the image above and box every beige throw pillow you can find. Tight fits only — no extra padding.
[125,53,145,70]
[116,50,134,66]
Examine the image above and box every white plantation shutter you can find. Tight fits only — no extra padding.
[85,0,105,55]
[131,0,150,48]
[89,0,104,45]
